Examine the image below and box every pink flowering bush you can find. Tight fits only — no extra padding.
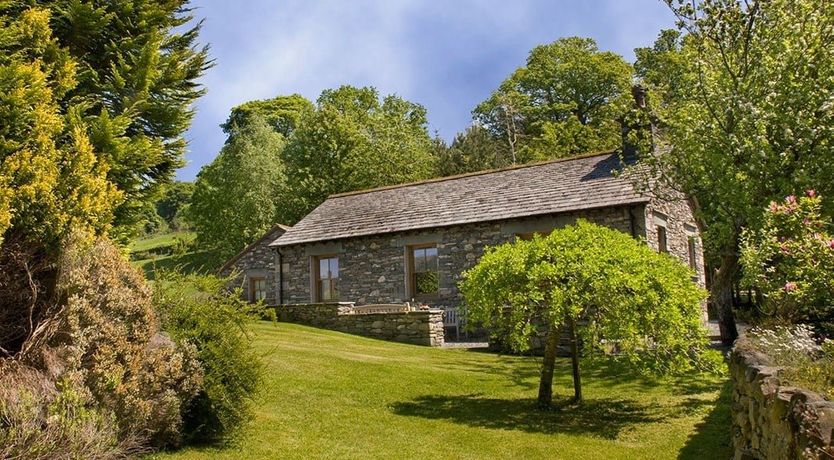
[741,191,834,331]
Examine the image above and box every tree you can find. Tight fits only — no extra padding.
[221,94,313,139]
[281,86,436,221]
[459,221,711,407]
[156,181,194,231]
[638,0,834,344]
[435,124,510,176]
[473,37,633,163]
[189,114,286,260]
[0,5,120,354]
[35,0,211,238]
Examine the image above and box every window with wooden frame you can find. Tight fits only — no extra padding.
[313,255,339,302]
[687,236,698,270]
[249,277,267,302]
[408,245,438,299]
[656,226,668,253]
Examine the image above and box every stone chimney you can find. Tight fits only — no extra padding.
[621,84,653,158]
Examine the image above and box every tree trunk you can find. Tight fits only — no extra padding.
[712,253,739,345]
[568,316,582,403]
[537,323,561,409]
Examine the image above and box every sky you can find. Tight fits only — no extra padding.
[179,0,677,181]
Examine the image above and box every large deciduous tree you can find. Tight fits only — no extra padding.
[281,85,436,222]
[189,114,287,260]
[37,0,211,238]
[434,124,510,176]
[637,0,834,343]
[473,37,633,163]
[460,221,711,407]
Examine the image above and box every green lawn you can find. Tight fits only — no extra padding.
[130,231,194,253]
[130,231,225,279]
[154,322,731,460]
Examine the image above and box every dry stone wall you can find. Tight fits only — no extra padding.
[730,340,834,459]
[274,302,444,347]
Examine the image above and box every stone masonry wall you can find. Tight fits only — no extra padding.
[274,302,444,347]
[219,225,285,304]
[730,340,834,459]
[277,205,643,308]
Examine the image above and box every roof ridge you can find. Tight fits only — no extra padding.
[328,149,618,199]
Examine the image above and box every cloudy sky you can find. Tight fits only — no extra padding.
[179,0,677,180]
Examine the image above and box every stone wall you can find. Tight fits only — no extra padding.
[277,205,644,307]
[730,340,834,459]
[219,225,285,304]
[274,302,444,347]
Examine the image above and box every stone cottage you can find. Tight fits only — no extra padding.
[254,151,706,320]
[219,224,289,302]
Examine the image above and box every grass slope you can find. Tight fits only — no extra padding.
[130,231,224,279]
[155,322,731,460]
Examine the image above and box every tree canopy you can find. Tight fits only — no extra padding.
[189,114,286,259]
[635,0,834,342]
[37,0,211,239]
[473,37,633,164]
[281,85,437,222]
[460,221,712,406]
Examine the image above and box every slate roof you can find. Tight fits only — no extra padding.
[219,224,290,273]
[270,151,648,247]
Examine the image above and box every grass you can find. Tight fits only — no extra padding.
[130,231,224,280]
[153,322,731,460]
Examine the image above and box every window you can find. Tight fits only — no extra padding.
[314,256,339,301]
[688,237,698,270]
[409,245,438,298]
[249,277,267,302]
[657,226,668,253]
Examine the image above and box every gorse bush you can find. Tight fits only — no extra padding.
[153,271,271,444]
[55,238,203,447]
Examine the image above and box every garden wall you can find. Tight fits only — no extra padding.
[273,302,444,347]
[730,340,834,459]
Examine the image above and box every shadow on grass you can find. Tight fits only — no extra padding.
[139,250,224,280]
[677,380,733,459]
[390,394,660,439]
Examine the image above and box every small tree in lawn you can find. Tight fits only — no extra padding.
[460,220,712,407]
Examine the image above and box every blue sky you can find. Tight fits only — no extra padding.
[179,0,677,180]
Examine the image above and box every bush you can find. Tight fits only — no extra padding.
[741,191,834,330]
[0,360,133,459]
[153,271,270,444]
[53,237,203,448]
[745,325,834,399]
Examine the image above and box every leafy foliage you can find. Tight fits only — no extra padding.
[153,271,270,444]
[36,0,212,238]
[156,181,194,231]
[460,221,713,405]
[281,85,437,222]
[635,0,834,342]
[473,37,633,163]
[741,191,834,328]
[434,124,510,176]
[221,94,314,138]
[54,237,203,448]
[189,114,287,259]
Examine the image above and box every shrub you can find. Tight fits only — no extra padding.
[0,361,133,460]
[745,325,834,399]
[153,271,270,444]
[741,191,834,331]
[53,237,203,448]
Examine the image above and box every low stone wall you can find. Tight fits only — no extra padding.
[273,302,444,347]
[730,340,834,459]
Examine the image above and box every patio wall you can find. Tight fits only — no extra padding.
[273,302,444,347]
[730,340,834,459]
